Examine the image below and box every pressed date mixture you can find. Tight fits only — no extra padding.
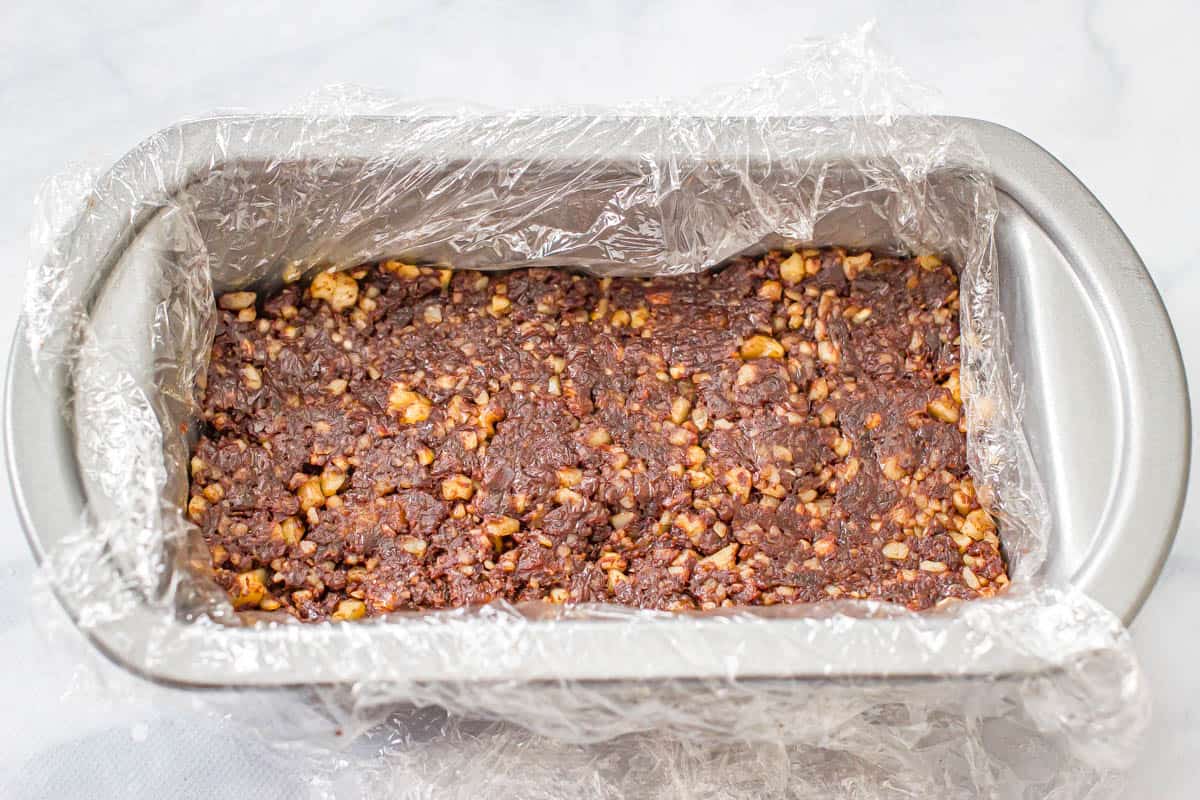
[188,249,1008,621]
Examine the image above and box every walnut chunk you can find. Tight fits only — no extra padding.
[309,271,359,312]
[944,369,962,403]
[584,428,612,447]
[724,466,752,502]
[218,291,257,311]
[813,536,837,557]
[489,294,512,316]
[187,495,208,522]
[607,569,631,593]
[673,511,706,542]
[667,428,691,447]
[758,280,783,301]
[735,363,760,386]
[479,403,505,437]
[231,569,268,609]
[241,364,262,391]
[740,335,785,360]
[298,478,325,511]
[699,542,738,570]
[441,474,475,501]
[779,253,805,284]
[842,252,872,279]
[669,396,692,425]
[272,517,303,546]
[962,508,996,540]
[320,468,346,496]
[610,511,635,530]
[850,307,873,324]
[401,537,428,556]
[388,385,433,424]
[881,457,908,481]
[485,515,520,538]
[555,487,584,505]
[332,599,367,620]
[927,396,960,424]
[382,260,422,279]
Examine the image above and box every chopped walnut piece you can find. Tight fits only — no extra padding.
[842,252,872,279]
[962,508,996,540]
[584,428,612,447]
[382,260,422,279]
[673,512,706,542]
[699,543,738,570]
[962,566,981,589]
[441,474,475,501]
[485,515,520,538]
[607,569,631,592]
[241,364,262,391]
[187,495,208,522]
[218,291,256,311]
[927,395,960,423]
[388,385,432,424]
[610,511,635,530]
[273,517,303,547]
[740,335,785,360]
[320,468,346,496]
[297,478,325,511]
[557,467,583,487]
[231,569,268,609]
[817,340,840,364]
[309,271,359,311]
[758,280,782,301]
[669,396,692,425]
[401,537,428,557]
[779,253,805,284]
[332,599,367,620]
[489,294,512,316]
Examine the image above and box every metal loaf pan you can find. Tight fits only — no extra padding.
[5,116,1190,688]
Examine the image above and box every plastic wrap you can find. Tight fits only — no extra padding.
[18,33,1147,797]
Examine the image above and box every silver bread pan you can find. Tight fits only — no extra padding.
[5,116,1190,688]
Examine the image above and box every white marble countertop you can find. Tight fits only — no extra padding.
[0,2,1195,797]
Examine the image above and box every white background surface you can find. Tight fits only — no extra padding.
[1,1,1196,797]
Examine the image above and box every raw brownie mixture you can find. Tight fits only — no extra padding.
[188,249,1008,621]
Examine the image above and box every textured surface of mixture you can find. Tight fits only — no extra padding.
[188,249,1008,621]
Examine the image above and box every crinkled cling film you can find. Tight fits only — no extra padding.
[20,33,1147,798]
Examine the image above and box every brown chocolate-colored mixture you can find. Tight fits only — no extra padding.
[188,249,1008,621]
